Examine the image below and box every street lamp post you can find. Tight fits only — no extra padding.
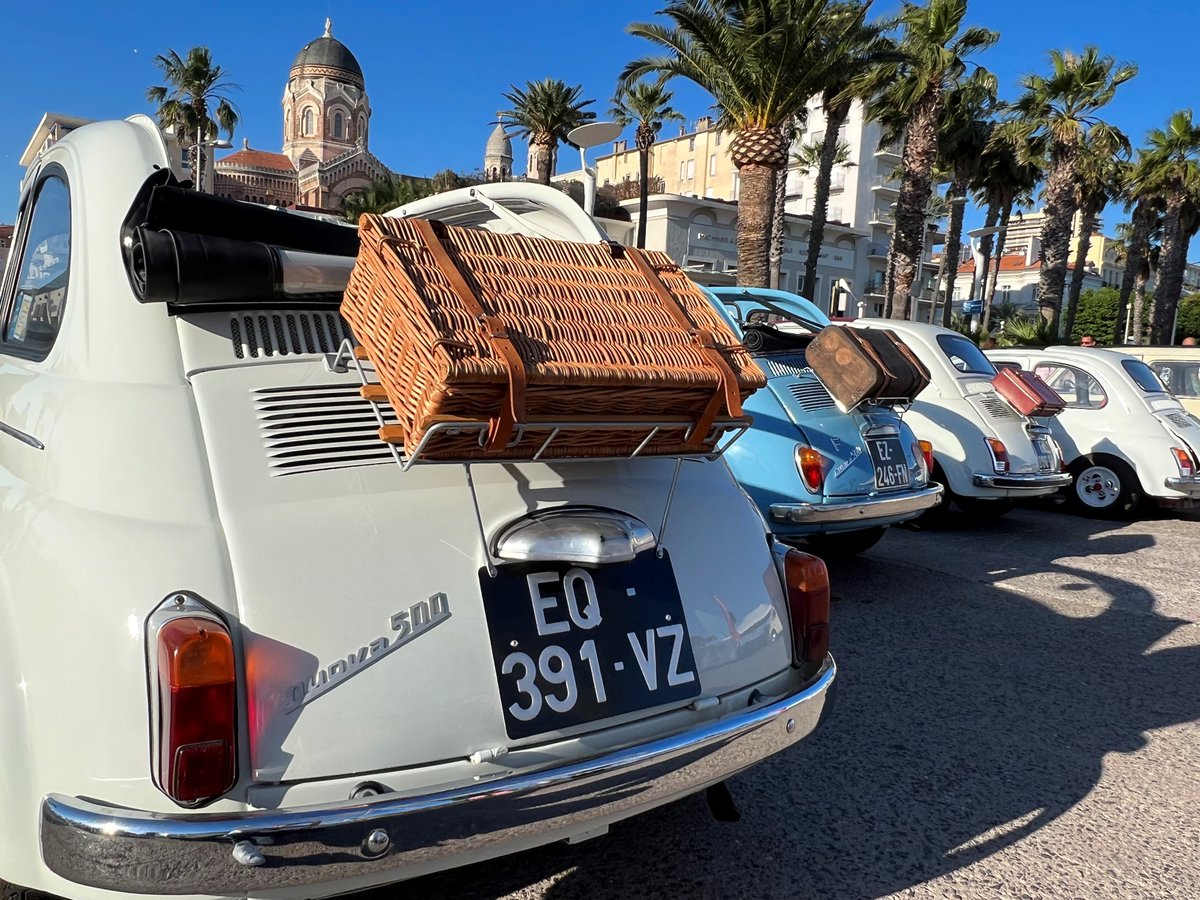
[567,122,624,217]
[967,224,1004,332]
[193,130,233,194]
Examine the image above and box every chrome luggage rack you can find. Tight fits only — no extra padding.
[324,339,750,472]
[324,338,752,576]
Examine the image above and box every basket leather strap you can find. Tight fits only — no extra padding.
[408,218,527,451]
[624,248,745,449]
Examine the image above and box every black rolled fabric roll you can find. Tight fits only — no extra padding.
[130,227,277,305]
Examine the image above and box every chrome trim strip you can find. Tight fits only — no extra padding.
[41,659,835,894]
[971,472,1072,490]
[769,485,943,524]
[0,420,43,450]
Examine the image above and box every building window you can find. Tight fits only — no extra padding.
[732,172,740,200]
[302,108,314,136]
[686,159,695,181]
[709,154,717,176]
[688,136,696,151]
[333,112,344,139]
[679,160,686,181]
[715,132,722,146]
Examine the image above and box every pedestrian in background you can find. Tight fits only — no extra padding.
[1080,334,1097,348]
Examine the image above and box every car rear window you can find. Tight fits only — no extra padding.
[1122,358,1170,393]
[936,334,996,376]
[1145,360,1199,398]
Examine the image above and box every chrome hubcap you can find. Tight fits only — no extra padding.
[1077,466,1121,508]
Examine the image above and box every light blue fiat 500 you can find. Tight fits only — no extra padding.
[707,287,943,556]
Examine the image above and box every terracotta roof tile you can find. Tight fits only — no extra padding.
[216,149,295,172]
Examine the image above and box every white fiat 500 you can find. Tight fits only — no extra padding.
[848,320,1070,517]
[0,117,835,899]
[988,347,1200,517]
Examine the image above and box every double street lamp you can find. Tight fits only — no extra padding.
[193,132,233,194]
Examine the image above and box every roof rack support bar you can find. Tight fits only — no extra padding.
[464,463,497,578]
[656,457,684,560]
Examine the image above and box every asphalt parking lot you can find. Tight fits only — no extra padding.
[375,500,1200,900]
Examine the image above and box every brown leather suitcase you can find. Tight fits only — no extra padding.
[806,325,891,410]
[992,367,1066,417]
[856,328,931,401]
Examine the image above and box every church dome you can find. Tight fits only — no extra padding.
[485,123,513,160]
[291,19,364,87]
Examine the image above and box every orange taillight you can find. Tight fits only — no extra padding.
[918,440,934,475]
[156,617,237,806]
[1171,447,1196,476]
[797,447,826,493]
[985,438,1010,474]
[782,548,830,670]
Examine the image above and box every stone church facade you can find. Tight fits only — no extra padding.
[213,20,393,211]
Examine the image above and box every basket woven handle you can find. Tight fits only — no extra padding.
[624,248,745,449]
[409,217,528,451]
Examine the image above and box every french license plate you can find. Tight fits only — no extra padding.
[480,552,701,740]
[867,436,911,490]
[1034,436,1056,472]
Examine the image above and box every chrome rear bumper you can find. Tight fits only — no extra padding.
[769,484,943,525]
[41,659,835,895]
[1164,475,1200,496]
[971,471,1072,492]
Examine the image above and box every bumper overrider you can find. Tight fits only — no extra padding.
[41,658,835,895]
[970,471,1072,492]
[1164,474,1200,496]
[769,484,943,525]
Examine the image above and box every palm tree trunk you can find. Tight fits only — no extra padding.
[1064,204,1099,340]
[889,91,941,320]
[939,181,967,328]
[981,200,1012,334]
[1151,192,1189,344]
[769,122,796,291]
[1035,141,1081,335]
[636,148,650,249]
[530,136,555,185]
[803,102,850,300]
[1131,265,1149,345]
[975,202,1000,305]
[736,163,776,287]
[1115,200,1152,342]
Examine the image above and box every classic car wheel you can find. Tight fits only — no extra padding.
[1068,457,1142,519]
[953,496,1014,519]
[804,526,887,558]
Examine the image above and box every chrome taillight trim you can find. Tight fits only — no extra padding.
[492,507,657,565]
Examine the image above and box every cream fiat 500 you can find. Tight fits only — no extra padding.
[0,117,835,899]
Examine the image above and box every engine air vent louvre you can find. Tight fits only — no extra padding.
[787,380,837,412]
[979,394,1019,419]
[763,354,812,379]
[254,383,399,476]
[232,312,355,359]
[1166,411,1197,430]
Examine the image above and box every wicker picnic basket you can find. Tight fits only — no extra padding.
[340,214,764,461]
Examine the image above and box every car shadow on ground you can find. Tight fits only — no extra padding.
[371,516,1200,900]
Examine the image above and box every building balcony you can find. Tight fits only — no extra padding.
[864,281,886,298]
[868,208,895,226]
[867,245,889,260]
[875,142,902,160]
[871,174,901,193]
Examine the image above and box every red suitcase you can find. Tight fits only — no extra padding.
[992,367,1066,417]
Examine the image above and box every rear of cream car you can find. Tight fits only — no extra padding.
[4,119,834,900]
[849,321,1070,510]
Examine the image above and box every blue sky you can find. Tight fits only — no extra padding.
[4,0,1199,230]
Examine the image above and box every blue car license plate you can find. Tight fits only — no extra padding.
[480,552,701,740]
[868,436,911,490]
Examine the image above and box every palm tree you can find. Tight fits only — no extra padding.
[1114,154,1162,343]
[971,141,1040,333]
[341,175,434,221]
[1137,110,1200,343]
[1114,213,1164,345]
[852,0,998,319]
[800,5,898,299]
[1063,136,1126,339]
[621,0,873,287]
[147,47,239,192]
[1001,46,1136,336]
[498,79,596,185]
[609,80,685,248]
[933,69,997,327]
